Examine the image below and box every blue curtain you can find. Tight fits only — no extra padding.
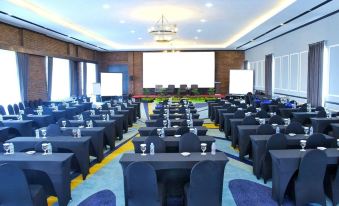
[16,52,29,102]
[69,60,79,97]
[83,62,87,96]
[47,57,53,100]
[95,63,100,83]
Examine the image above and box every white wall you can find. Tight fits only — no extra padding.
[245,13,339,109]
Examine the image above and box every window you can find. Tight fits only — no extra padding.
[86,63,97,99]
[0,49,21,111]
[51,58,70,100]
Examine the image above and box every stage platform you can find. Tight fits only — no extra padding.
[132,94,224,102]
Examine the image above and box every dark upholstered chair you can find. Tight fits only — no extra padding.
[256,124,275,135]
[285,121,305,134]
[179,133,200,153]
[0,163,47,206]
[46,124,62,136]
[78,190,116,206]
[145,136,166,153]
[268,115,285,125]
[242,116,258,125]
[184,161,222,206]
[7,104,15,115]
[294,150,327,206]
[126,162,165,206]
[306,133,327,149]
[325,164,339,206]
[167,85,175,95]
[255,110,270,118]
[175,126,190,135]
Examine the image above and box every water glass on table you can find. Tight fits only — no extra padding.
[41,129,47,139]
[300,140,307,151]
[201,143,207,155]
[140,144,147,156]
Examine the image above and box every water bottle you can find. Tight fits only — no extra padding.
[150,143,155,155]
[35,129,40,139]
[47,143,52,155]
[167,119,171,128]
[194,128,198,135]
[276,126,280,134]
[106,114,110,120]
[211,142,216,155]
[161,128,165,138]
[77,129,81,138]
[309,126,313,135]
[9,143,14,154]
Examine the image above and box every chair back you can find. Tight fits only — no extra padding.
[179,133,200,152]
[268,115,284,125]
[175,126,190,135]
[242,116,258,125]
[155,85,163,93]
[306,133,327,149]
[233,110,245,118]
[187,160,222,206]
[7,104,14,115]
[154,118,164,127]
[317,110,327,118]
[78,189,116,206]
[0,163,34,206]
[246,106,256,113]
[180,84,187,90]
[18,102,25,110]
[0,105,6,115]
[256,124,275,135]
[315,106,325,112]
[126,162,160,206]
[297,150,327,184]
[42,107,53,115]
[226,106,237,113]
[285,121,305,134]
[149,128,159,136]
[256,110,270,118]
[24,107,34,115]
[266,133,288,151]
[46,124,62,136]
[13,104,20,115]
[145,136,166,153]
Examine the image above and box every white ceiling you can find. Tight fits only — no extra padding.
[0,0,338,51]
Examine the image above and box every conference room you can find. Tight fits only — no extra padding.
[0,0,339,206]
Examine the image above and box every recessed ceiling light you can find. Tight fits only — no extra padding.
[194,36,199,40]
[130,30,136,34]
[102,4,110,9]
[196,29,202,33]
[205,2,213,8]
[138,37,143,40]
[200,19,207,23]
[119,20,125,24]
[280,23,284,26]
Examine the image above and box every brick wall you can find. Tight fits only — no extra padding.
[98,51,244,95]
[27,55,48,100]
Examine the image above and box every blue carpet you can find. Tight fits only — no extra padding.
[229,179,294,206]
[78,189,116,206]
[194,103,207,109]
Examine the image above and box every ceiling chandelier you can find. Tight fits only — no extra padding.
[148,15,178,43]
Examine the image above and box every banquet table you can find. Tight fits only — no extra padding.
[7,136,91,179]
[331,123,339,138]
[212,105,223,122]
[223,113,236,136]
[1,120,33,136]
[119,152,228,206]
[215,108,228,126]
[26,114,54,128]
[270,149,339,204]
[292,111,317,124]
[279,108,300,118]
[250,134,335,178]
[153,108,198,114]
[85,111,128,134]
[51,110,67,122]
[236,124,286,159]
[0,126,10,142]
[60,127,105,162]
[138,126,208,136]
[69,120,117,148]
[311,117,339,134]
[208,102,220,118]
[150,113,200,120]
[145,119,204,127]
[132,135,215,153]
[0,152,73,206]
[65,107,79,119]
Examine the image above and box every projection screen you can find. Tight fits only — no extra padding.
[229,70,254,94]
[100,73,123,96]
[143,52,215,88]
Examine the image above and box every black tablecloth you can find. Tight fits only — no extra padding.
[132,136,215,153]
[7,136,91,179]
[119,152,228,206]
[250,134,335,178]
[86,113,127,134]
[223,113,235,136]
[212,105,223,122]
[1,120,33,136]
[138,126,208,136]
[26,114,54,128]
[331,123,339,138]
[145,119,204,127]
[270,149,339,204]
[292,112,317,125]
[52,110,67,122]
[61,127,105,162]
[237,124,286,159]
[0,127,10,142]
[311,117,339,134]
[279,108,300,118]
[0,152,73,206]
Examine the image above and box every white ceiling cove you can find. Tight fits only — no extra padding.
[0,0,338,51]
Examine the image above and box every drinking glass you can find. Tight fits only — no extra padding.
[140,144,147,156]
[102,114,106,121]
[163,120,167,127]
[72,129,77,138]
[304,127,309,136]
[157,129,161,137]
[187,119,191,127]
[300,140,307,151]
[3,143,10,155]
[42,143,49,155]
[41,129,47,139]
[86,120,91,128]
[201,143,207,155]
[62,120,66,128]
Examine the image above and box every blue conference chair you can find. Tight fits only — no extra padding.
[256,110,270,118]
[325,164,339,206]
[19,102,25,110]
[241,116,258,125]
[260,133,287,183]
[46,124,62,136]
[256,124,275,135]
[145,136,166,153]
[126,162,165,206]
[246,106,256,113]
[233,110,245,118]
[294,150,327,206]
[13,104,20,115]
[268,115,285,125]
[7,104,15,115]
[226,106,238,113]
[179,133,200,153]
[306,133,327,149]
[78,190,116,206]
[0,163,47,206]
[317,110,327,118]
[285,121,305,134]
[0,105,6,115]
[175,126,190,136]
[184,160,222,206]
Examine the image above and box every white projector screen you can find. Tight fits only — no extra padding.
[100,73,123,96]
[229,70,254,94]
[143,52,215,88]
